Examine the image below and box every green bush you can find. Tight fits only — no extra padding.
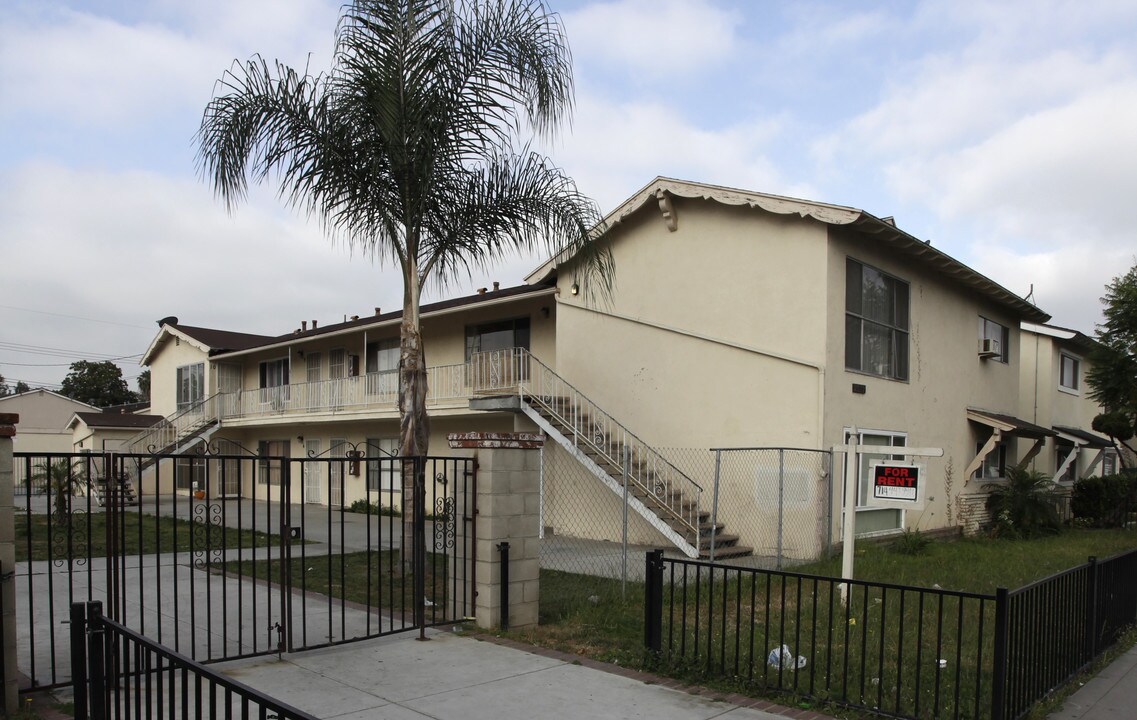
[1072,474,1137,528]
[347,499,401,517]
[986,467,1063,538]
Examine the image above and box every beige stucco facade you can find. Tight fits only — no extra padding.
[110,177,1116,551]
[0,390,98,454]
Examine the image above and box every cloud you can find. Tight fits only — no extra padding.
[564,0,741,80]
[0,161,406,385]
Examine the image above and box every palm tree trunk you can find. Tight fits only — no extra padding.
[399,262,430,579]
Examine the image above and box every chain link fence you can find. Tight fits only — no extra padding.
[536,443,835,615]
[661,447,834,568]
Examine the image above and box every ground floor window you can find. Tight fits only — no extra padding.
[974,441,1008,481]
[257,440,290,485]
[1102,450,1119,477]
[366,437,401,492]
[844,428,906,535]
[1055,443,1078,482]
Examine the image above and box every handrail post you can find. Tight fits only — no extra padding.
[644,549,664,654]
[70,602,89,720]
[709,451,722,562]
[991,587,1009,720]
[87,601,106,720]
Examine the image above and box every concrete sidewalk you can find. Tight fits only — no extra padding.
[217,629,827,720]
[1049,644,1137,720]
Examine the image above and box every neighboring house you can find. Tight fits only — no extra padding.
[1017,323,1117,482]
[0,388,99,454]
[126,177,1110,555]
[68,411,164,452]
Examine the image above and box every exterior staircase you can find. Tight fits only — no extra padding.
[497,349,751,560]
[124,394,221,457]
[86,473,140,507]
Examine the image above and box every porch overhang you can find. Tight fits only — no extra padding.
[1054,425,1116,479]
[964,408,1056,482]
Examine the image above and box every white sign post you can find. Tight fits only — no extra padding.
[837,429,943,605]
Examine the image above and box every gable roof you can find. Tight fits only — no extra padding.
[527,176,1051,324]
[68,411,164,430]
[141,319,276,366]
[0,388,99,410]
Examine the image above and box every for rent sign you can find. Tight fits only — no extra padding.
[867,460,926,509]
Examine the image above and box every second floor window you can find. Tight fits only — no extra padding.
[979,317,1010,363]
[1059,353,1079,392]
[465,317,530,360]
[176,363,204,410]
[845,258,909,381]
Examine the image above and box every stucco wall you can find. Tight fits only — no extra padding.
[553,198,829,450]
[0,391,95,454]
[148,336,212,418]
[823,227,1024,534]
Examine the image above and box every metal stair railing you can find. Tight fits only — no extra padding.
[514,348,703,547]
[123,393,220,455]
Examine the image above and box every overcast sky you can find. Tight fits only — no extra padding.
[2,0,1135,392]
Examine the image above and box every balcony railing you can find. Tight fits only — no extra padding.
[217,351,526,421]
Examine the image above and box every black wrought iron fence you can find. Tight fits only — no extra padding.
[70,601,317,720]
[13,448,476,690]
[644,547,1137,720]
[998,549,1137,720]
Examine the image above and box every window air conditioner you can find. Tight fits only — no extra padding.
[978,337,1001,358]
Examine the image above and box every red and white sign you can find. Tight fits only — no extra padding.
[868,460,926,509]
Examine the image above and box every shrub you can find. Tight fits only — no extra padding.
[1071,474,1137,528]
[985,467,1063,538]
[346,499,401,517]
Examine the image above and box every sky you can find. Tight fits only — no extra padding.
[2,0,1136,393]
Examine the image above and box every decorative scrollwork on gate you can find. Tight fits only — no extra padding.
[50,501,88,567]
[434,497,456,551]
[192,501,225,567]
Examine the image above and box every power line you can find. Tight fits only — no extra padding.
[0,341,141,361]
[0,304,152,329]
[1,353,143,367]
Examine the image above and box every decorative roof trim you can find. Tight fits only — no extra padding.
[140,325,212,366]
[526,176,1050,323]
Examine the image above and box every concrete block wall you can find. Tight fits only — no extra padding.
[450,432,542,631]
[1,413,18,715]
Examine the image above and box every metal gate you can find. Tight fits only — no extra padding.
[11,446,476,690]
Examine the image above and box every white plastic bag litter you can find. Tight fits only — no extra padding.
[767,645,807,670]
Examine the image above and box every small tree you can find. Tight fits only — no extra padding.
[985,467,1063,538]
[1087,263,1137,466]
[32,459,81,518]
[14,380,30,394]
[60,360,139,408]
[0,373,9,397]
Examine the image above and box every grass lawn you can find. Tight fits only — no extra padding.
[504,528,1137,719]
[221,549,453,621]
[14,511,285,562]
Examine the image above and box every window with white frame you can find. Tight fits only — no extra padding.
[176,363,204,410]
[975,441,1008,480]
[1059,353,1080,392]
[979,317,1010,363]
[845,258,910,381]
[844,429,906,535]
[1056,444,1078,482]
[366,437,401,492]
[366,339,399,396]
[1102,451,1118,477]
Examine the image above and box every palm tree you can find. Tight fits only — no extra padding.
[197,0,611,460]
[985,467,1064,538]
[31,459,81,518]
